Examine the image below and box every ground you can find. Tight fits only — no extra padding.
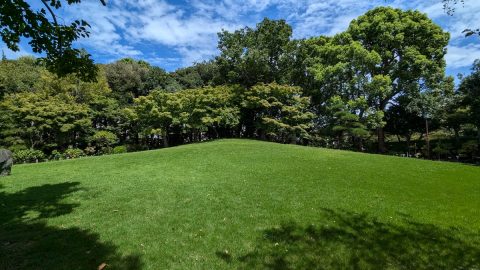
[1,139,479,269]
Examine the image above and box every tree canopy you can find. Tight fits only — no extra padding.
[346,7,450,152]
[1,7,479,163]
[216,18,294,87]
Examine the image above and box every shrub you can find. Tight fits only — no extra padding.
[432,142,450,160]
[307,135,330,148]
[14,149,46,163]
[84,146,96,156]
[126,144,149,152]
[63,148,85,159]
[8,144,28,153]
[92,131,118,154]
[113,145,128,154]
[460,140,478,159]
[51,150,62,160]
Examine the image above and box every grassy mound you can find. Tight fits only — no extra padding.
[1,139,479,269]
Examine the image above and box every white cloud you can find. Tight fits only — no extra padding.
[67,1,143,58]
[13,0,476,71]
[446,44,480,69]
[64,0,244,66]
[130,14,229,47]
[280,0,379,38]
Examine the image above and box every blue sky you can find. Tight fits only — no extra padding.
[2,0,480,77]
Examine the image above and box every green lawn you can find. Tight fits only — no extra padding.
[1,139,479,269]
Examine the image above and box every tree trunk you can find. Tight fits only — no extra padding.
[406,135,411,157]
[377,127,386,153]
[356,136,364,151]
[477,126,480,157]
[454,128,460,153]
[197,130,202,142]
[259,129,266,140]
[290,134,297,145]
[425,118,430,159]
[244,111,256,138]
[134,130,139,145]
[162,132,169,148]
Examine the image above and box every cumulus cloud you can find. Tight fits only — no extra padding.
[3,0,479,71]
[446,44,480,69]
[65,1,142,58]
[65,0,243,66]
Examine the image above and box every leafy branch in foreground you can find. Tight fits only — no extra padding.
[442,0,479,37]
[0,0,106,81]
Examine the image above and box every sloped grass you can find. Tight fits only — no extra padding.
[1,139,479,269]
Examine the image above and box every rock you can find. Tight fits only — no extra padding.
[0,149,13,176]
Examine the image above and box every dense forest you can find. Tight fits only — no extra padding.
[1,7,479,164]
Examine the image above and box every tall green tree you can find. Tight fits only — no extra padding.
[144,66,181,92]
[174,86,241,141]
[307,33,388,148]
[326,96,369,150]
[444,95,469,151]
[127,90,175,147]
[241,83,314,143]
[130,85,241,148]
[33,65,120,133]
[406,88,449,158]
[0,56,43,98]
[308,34,387,108]
[458,60,480,155]
[281,38,320,96]
[104,58,150,104]
[216,18,293,87]
[347,7,450,152]
[171,66,205,89]
[384,96,426,155]
[0,91,91,151]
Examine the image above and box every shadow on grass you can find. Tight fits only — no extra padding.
[0,182,142,270]
[223,208,480,270]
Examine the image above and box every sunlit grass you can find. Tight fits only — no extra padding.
[1,139,479,269]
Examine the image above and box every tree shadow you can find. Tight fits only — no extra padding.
[228,208,480,270]
[0,182,142,270]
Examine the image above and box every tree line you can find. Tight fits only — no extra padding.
[1,7,479,163]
